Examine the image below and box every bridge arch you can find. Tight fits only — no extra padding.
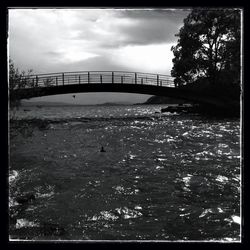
[10,71,230,107]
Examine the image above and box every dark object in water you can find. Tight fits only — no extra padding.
[161,105,193,113]
[38,122,48,130]
[16,193,35,204]
[161,106,181,113]
[100,146,106,152]
[42,222,66,236]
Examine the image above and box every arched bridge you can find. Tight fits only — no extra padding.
[10,71,230,107]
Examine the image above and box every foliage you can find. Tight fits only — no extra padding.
[171,8,241,97]
[9,59,34,109]
[43,77,54,87]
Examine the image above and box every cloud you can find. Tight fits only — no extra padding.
[72,9,189,47]
[8,8,189,74]
[113,9,190,45]
[8,8,190,104]
[51,54,134,73]
[110,43,175,74]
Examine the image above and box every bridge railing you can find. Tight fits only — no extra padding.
[14,71,175,89]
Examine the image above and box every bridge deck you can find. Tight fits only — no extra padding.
[10,70,233,109]
[13,71,175,89]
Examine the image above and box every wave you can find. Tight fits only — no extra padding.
[9,114,171,126]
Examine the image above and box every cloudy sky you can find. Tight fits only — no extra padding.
[8,8,190,104]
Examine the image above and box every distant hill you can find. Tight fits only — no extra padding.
[21,100,134,107]
[143,96,190,104]
[95,101,133,106]
[21,101,78,107]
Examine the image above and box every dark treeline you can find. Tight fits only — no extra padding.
[171,8,241,113]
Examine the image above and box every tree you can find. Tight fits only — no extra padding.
[9,59,33,109]
[171,8,241,94]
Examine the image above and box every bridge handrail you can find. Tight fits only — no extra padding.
[13,70,175,89]
[33,73,172,80]
[20,70,174,79]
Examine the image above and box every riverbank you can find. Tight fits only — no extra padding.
[161,103,240,118]
[144,80,241,118]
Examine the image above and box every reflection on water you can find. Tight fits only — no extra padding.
[9,105,241,241]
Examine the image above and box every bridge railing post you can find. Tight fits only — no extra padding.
[112,72,114,84]
[62,73,64,86]
[141,78,143,84]
[56,77,58,86]
[157,75,159,86]
[36,76,38,87]
[88,72,90,84]
[100,75,102,84]
[121,75,123,84]
[135,73,137,84]
[79,75,81,84]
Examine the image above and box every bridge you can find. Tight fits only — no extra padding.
[10,71,232,107]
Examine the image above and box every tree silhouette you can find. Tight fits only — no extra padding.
[171,8,241,95]
[9,59,34,109]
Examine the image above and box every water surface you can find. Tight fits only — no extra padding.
[9,105,241,241]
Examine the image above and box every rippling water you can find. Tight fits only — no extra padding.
[9,105,241,241]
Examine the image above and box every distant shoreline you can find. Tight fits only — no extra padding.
[21,100,136,107]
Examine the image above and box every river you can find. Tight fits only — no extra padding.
[9,104,241,241]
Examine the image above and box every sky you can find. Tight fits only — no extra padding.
[8,8,190,104]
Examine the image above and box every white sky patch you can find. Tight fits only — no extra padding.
[54,45,100,63]
[62,50,99,63]
[114,43,175,74]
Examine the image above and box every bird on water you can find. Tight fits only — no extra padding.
[100,146,106,152]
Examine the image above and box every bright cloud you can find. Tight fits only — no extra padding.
[114,43,175,74]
